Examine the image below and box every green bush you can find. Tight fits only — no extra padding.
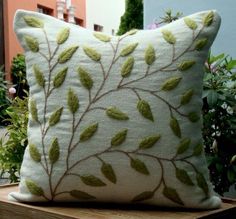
[11,54,28,98]
[203,53,236,195]
[0,94,28,182]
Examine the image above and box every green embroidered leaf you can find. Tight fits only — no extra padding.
[30,99,38,122]
[101,163,117,184]
[163,187,184,206]
[161,76,182,91]
[178,61,196,71]
[162,30,176,44]
[120,43,138,57]
[80,123,98,142]
[137,99,154,121]
[184,17,198,30]
[126,29,138,35]
[188,112,200,123]
[58,46,79,63]
[57,27,70,44]
[180,89,194,105]
[203,11,214,26]
[49,138,60,164]
[93,32,111,42]
[132,191,154,202]
[67,89,79,114]
[196,172,209,196]
[78,66,93,90]
[29,143,41,162]
[176,168,194,186]
[25,179,44,196]
[193,142,203,156]
[80,175,106,186]
[195,38,208,51]
[53,67,68,88]
[70,190,96,200]
[121,56,134,78]
[24,35,39,52]
[170,117,181,138]
[33,65,45,87]
[130,158,149,175]
[106,106,129,120]
[111,129,128,147]
[83,46,101,62]
[177,138,191,155]
[145,44,156,65]
[49,107,63,126]
[23,16,44,28]
[139,135,161,149]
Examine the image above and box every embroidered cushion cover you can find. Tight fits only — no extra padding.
[11,9,221,209]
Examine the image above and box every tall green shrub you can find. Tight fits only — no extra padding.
[117,0,143,35]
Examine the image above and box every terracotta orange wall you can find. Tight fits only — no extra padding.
[3,0,86,81]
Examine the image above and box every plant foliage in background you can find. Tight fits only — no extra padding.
[203,53,236,195]
[11,54,28,98]
[0,93,28,182]
[0,66,11,126]
[159,9,183,24]
[117,0,143,35]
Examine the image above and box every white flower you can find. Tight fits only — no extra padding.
[8,87,16,94]
[211,139,218,153]
[221,102,227,109]
[226,106,233,115]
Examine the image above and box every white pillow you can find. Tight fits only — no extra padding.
[10,9,221,209]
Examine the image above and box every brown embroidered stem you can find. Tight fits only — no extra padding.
[89,90,91,103]
[109,41,115,53]
[176,159,198,173]
[145,65,151,76]
[51,45,59,61]
[99,61,106,79]
[40,161,48,175]
[49,163,54,198]
[50,61,59,72]
[117,77,124,88]
[87,107,106,113]
[43,29,52,58]
[153,158,165,192]
[66,113,75,169]
[172,45,175,61]
[42,194,51,201]
[54,191,70,197]
[95,155,104,163]
[175,154,195,161]
[39,51,49,62]
[38,28,61,198]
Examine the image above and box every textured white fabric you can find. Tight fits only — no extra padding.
[10,9,221,209]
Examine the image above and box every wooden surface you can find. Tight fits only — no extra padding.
[0,184,236,219]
